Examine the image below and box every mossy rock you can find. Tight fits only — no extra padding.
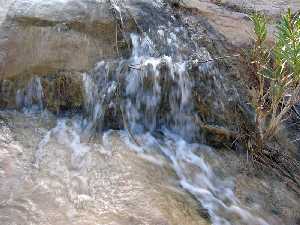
[0,71,84,113]
[41,72,84,113]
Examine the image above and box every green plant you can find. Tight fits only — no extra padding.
[250,9,300,149]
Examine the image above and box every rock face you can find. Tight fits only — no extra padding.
[0,0,299,132]
[172,0,300,47]
[0,0,299,137]
[0,0,128,80]
[0,0,171,81]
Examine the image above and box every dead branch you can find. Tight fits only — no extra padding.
[196,54,240,64]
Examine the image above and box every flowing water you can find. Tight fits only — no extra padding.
[0,5,276,225]
[79,29,269,225]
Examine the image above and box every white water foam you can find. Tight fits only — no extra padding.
[35,118,90,170]
[116,129,269,225]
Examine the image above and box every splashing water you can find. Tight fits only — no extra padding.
[116,129,269,225]
[81,27,270,225]
[83,32,197,139]
[34,118,90,170]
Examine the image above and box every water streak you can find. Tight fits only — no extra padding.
[16,77,44,112]
[117,130,269,225]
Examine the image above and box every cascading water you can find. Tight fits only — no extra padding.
[5,23,270,224]
[3,24,270,224]
[83,32,198,140]
[81,27,270,225]
[16,77,44,112]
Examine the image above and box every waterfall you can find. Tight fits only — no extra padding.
[10,13,269,225]
[81,29,269,225]
[83,32,198,140]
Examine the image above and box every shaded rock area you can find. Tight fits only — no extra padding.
[163,2,251,145]
[0,72,83,111]
[211,148,300,225]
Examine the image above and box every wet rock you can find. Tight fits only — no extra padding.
[41,72,84,112]
[217,149,300,225]
[0,72,84,112]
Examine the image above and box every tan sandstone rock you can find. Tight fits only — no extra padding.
[173,0,300,47]
[0,0,128,80]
